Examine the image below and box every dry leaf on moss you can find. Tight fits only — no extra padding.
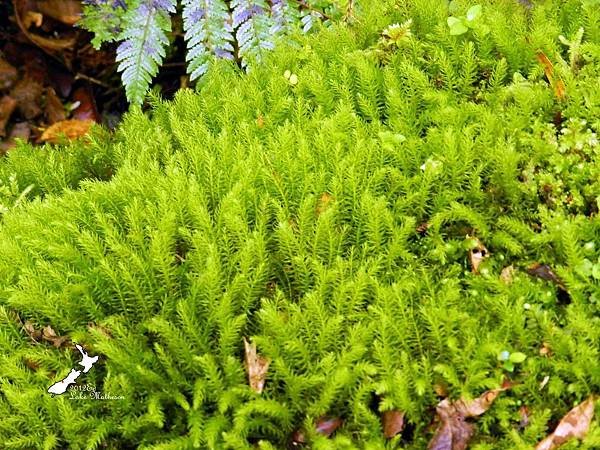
[468,237,488,274]
[526,263,567,290]
[35,0,82,26]
[0,96,17,137]
[428,387,508,450]
[382,409,405,438]
[536,51,566,101]
[291,416,343,445]
[535,396,595,450]
[42,325,70,348]
[428,398,474,450]
[500,265,515,284]
[243,337,270,393]
[40,119,93,143]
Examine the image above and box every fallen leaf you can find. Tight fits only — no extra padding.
[24,357,40,371]
[40,119,93,143]
[428,387,508,450]
[42,325,70,348]
[519,405,530,429]
[468,237,489,274]
[315,416,343,437]
[23,10,43,28]
[382,409,405,438]
[500,265,515,284]
[23,320,42,341]
[535,396,595,450]
[428,399,474,450]
[44,87,66,124]
[526,263,567,290]
[35,0,82,26]
[13,0,78,55]
[70,85,100,122]
[434,383,449,397]
[243,337,270,394]
[540,342,552,357]
[11,77,43,119]
[0,58,18,90]
[417,222,431,234]
[291,416,343,445]
[536,51,566,101]
[454,387,508,418]
[1,122,31,153]
[256,114,264,128]
[0,96,18,137]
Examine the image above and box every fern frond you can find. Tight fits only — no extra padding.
[116,0,176,105]
[182,0,235,81]
[231,0,275,69]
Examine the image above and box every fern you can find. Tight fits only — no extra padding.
[231,0,275,69]
[182,0,235,81]
[115,0,176,104]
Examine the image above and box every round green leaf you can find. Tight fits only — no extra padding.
[449,21,468,35]
[509,352,527,363]
[466,5,482,21]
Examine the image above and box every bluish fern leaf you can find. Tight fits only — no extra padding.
[182,0,235,81]
[270,0,301,36]
[231,0,275,69]
[300,9,325,33]
[115,0,176,105]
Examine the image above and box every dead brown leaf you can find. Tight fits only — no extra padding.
[70,85,100,122]
[500,265,515,284]
[0,58,18,91]
[40,119,93,143]
[35,0,82,26]
[382,409,405,439]
[535,396,595,450]
[0,96,18,137]
[315,416,343,437]
[434,383,449,397]
[540,342,552,357]
[243,337,270,394]
[428,387,508,450]
[44,87,66,124]
[13,0,78,54]
[23,320,42,341]
[11,77,43,119]
[468,236,489,274]
[536,51,566,101]
[291,416,343,446]
[256,114,264,128]
[417,222,431,234]
[24,10,43,28]
[428,399,474,450]
[1,122,31,153]
[519,405,530,429]
[42,325,70,348]
[454,387,508,418]
[526,263,567,290]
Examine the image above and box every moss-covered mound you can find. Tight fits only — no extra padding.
[1,1,600,448]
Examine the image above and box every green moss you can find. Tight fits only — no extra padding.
[0,1,599,448]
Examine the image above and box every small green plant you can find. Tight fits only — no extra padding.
[447,4,484,35]
[497,350,527,372]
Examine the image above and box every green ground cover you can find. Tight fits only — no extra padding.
[0,0,599,448]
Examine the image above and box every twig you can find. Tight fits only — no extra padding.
[74,73,111,88]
